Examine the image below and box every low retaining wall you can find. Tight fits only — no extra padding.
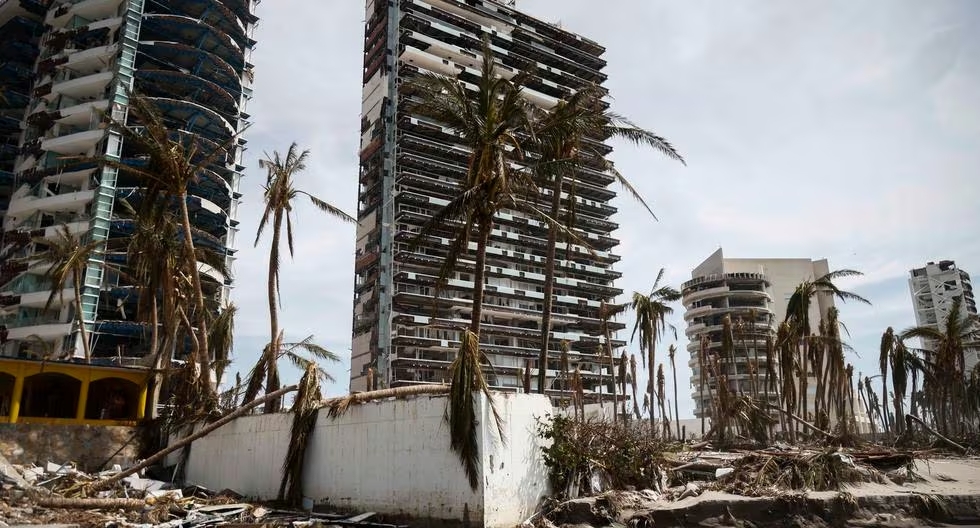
[183,392,552,528]
[0,423,141,472]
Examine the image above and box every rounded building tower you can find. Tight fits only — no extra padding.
[682,271,777,420]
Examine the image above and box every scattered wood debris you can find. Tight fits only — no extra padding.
[0,457,406,528]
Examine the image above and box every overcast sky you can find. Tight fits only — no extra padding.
[227,0,980,418]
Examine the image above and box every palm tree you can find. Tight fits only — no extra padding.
[902,297,980,435]
[598,301,625,421]
[668,344,681,439]
[33,225,101,361]
[242,333,340,409]
[629,268,681,435]
[784,269,870,429]
[406,40,537,339]
[533,85,684,394]
[250,143,355,412]
[108,94,238,398]
[879,327,910,434]
[402,39,541,490]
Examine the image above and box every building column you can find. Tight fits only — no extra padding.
[136,382,147,421]
[75,379,89,420]
[9,374,24,424]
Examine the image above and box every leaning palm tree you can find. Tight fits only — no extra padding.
[33,225,101,361]
[533,85,685,394]
[107,94,238,399]
[629,268,681,435]
[251,143,355,412]
[902,297,980,435]
[879,327,911,434]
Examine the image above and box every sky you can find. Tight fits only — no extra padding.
[226,0,980,417]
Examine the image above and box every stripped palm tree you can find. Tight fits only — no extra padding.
[598,301,625,421]
[668,344,681,439]
[784,270,870,431]
[901,297,980,435]
[630,353,641,420]
[375,41,529,487]
[33,225,101,361]
[533,85,684,394]
[250,143,354,412]
[629,268,681,435]
[106,94,240,399]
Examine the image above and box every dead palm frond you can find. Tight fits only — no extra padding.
[32,225,101,361]
[448,329,505,490]
[279,363,321,505]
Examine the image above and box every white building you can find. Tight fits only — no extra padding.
[908,260,979,373]
[682,248,836,421]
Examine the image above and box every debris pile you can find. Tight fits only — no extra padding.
[0,453,405,528]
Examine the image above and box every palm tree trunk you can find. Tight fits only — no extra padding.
[881,368,890,435]
[671,355,680,439]
[71,268,92,361]
[469,223,491,336]
[537,174,564,395]
[264,212,284,413]
[149,298,163,419]
[85,384,299,494]
[648,343,656,436]
[604,320,617,424]
[178,192,212,396]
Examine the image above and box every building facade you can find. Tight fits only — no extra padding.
[908,260,979,373]
[350,0,623,399]
[0,0,255,362]
[682,248,835,420]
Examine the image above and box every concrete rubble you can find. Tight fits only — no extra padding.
[0,452,404,528]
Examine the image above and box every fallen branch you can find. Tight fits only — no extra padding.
[905,414,968,454]
[766,404,833,439]
[36,497,146,510]
[84,384,299,494]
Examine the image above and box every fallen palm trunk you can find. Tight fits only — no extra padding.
[905,414,968,453]
[766,404,833,439]
[36,497,146,510]
[84,384,299,495]
[323,384,450,417]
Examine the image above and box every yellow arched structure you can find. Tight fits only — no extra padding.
[0,358,148,425]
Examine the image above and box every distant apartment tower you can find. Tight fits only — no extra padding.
[350,0,623,398]
[682,249,835,420]
[0,0,254,360]
[908,260,979,372]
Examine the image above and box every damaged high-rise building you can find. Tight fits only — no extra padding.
[0,0,255,361]
[349,0,625,399]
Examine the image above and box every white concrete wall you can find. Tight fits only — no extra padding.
[185,412,293,499]
[183,392,552,528]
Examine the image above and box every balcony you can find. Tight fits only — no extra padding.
[62,43,118,74]
[51,70,112,100]
[42,127,103,155]
[48,0,124,28]
[6,321,73,341]
[6,187,95,219]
